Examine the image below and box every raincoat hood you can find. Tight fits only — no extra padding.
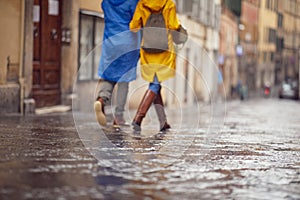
[107,0,127,6]
[142,0,168,11]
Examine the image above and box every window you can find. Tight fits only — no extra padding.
[268,28,276,44]
[274,0,278,11]
[225,0,242,16]
[270,52,274,61]
[200,0,208,25]
[266,0,271,9]
[175,0,221,29]
[263,52,268,62]
[208,0,215,27]
[215,5,221,30]
[266,0,278,11]
[183,0,193,14]
[78,11,104,81]
[276,37,284,52]
[278,13,283,28]
[192,0,199,18]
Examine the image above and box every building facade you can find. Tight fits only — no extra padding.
[0,0,103,113]
[239,0,259,91]
[173,0,221,103]
[0,0,24,112]
[275,0,285,85]
[257,0,277,88]
[219,1,239,98]
[281,0,300,83]
[257,0,300,91]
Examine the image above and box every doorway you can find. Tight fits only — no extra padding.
[32,0,62,108]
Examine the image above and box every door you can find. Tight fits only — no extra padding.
[33,0,62,108]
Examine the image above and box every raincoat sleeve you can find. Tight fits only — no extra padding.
[165,4,180,30]
[130,2,143,32]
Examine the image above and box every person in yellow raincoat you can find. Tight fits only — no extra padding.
[130,0,182,131]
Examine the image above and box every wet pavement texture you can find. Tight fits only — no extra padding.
[0,98,300,200]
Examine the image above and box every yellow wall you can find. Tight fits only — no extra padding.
[258,0,277,55]
[284,14,295,32]
[79,0,102,12]
[0,0,22,84]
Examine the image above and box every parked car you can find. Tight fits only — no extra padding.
[278,81,299,100]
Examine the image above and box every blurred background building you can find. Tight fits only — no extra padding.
[219,0,240,98]
[257,0,277,90]
[0,0,299,114]
[239,0,259,93]
[171,0,221,104]
[281,0,300,84]
[0,0,102,113]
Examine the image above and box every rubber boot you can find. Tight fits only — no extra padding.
[94,97,107,126]
[132,90,156,131]
[153,92,171,131]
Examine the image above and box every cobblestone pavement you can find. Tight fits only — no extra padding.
[0,98,299,200]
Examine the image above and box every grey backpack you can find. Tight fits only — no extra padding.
[142,6,168,53]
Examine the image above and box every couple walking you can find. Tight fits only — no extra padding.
[94,0,183,132]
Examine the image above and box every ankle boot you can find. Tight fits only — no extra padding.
[132,90,156,131]
[94,97,106,126]
[153,92,171,131]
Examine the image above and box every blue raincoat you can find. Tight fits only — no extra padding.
[98,0,140,82]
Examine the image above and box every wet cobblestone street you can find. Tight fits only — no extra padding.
[0,98,300,199]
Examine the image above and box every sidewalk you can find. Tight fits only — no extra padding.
[0,98,299,199]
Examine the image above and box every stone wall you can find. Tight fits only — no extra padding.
[0,83,20,113]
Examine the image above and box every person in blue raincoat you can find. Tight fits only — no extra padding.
[94,0,140,127]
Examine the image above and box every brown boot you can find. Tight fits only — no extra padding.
[94,97,107,126]
[132,90,156,131]
[153,92,171,131]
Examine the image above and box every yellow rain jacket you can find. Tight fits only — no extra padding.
[130,0,181,82]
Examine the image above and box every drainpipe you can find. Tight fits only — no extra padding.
[19,0,25,115]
